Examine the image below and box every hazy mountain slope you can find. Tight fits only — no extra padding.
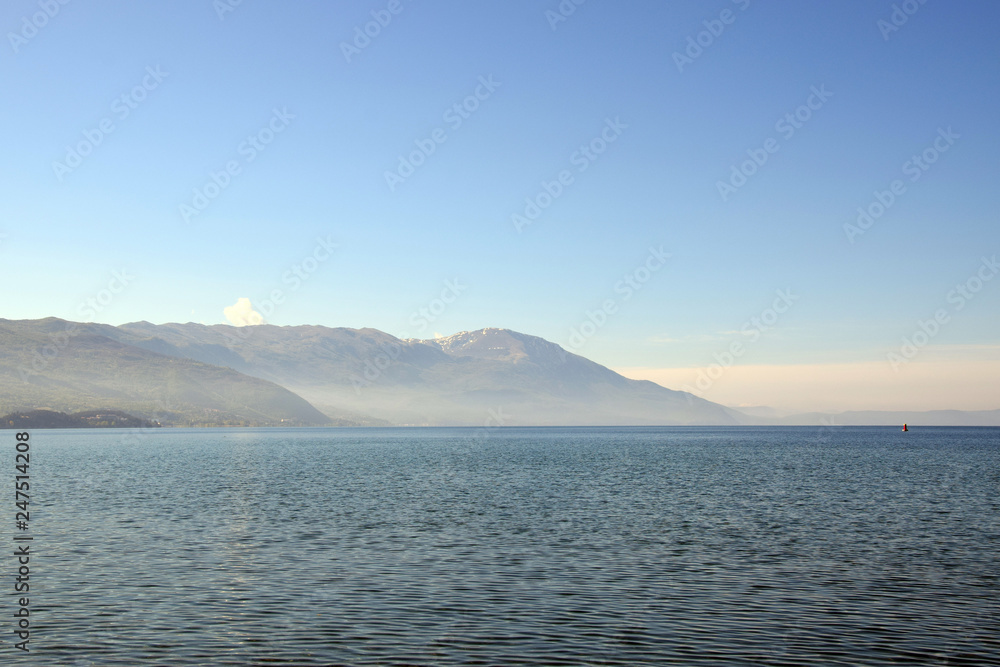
[116,323,739,426]
[0,318,331,426]
[5,318,996,427]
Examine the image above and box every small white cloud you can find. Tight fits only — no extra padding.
[224,298,264,327]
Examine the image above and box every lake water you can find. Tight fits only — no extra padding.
[7,426,999,665]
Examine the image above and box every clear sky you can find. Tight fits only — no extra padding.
[2,0,998,413]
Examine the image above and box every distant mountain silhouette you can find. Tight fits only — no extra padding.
[2,318,996,427]
[113,323,739,426]
[0,318,331,426]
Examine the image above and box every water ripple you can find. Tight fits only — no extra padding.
[16,426,1000,665]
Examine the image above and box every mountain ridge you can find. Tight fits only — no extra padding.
[1,318,997,427]
[114,322,738,426]
[0,318,332,426]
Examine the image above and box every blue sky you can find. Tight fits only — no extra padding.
[2,0,998,412]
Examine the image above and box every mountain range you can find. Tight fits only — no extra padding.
[1,318,996,427]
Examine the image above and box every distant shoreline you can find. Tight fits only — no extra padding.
[1,409,161,430]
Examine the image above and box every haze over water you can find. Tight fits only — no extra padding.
[16,426,1000,665]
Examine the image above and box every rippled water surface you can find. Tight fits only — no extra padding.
[9,426,1000,665]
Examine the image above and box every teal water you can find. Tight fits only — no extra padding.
[7,426,1000,665]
